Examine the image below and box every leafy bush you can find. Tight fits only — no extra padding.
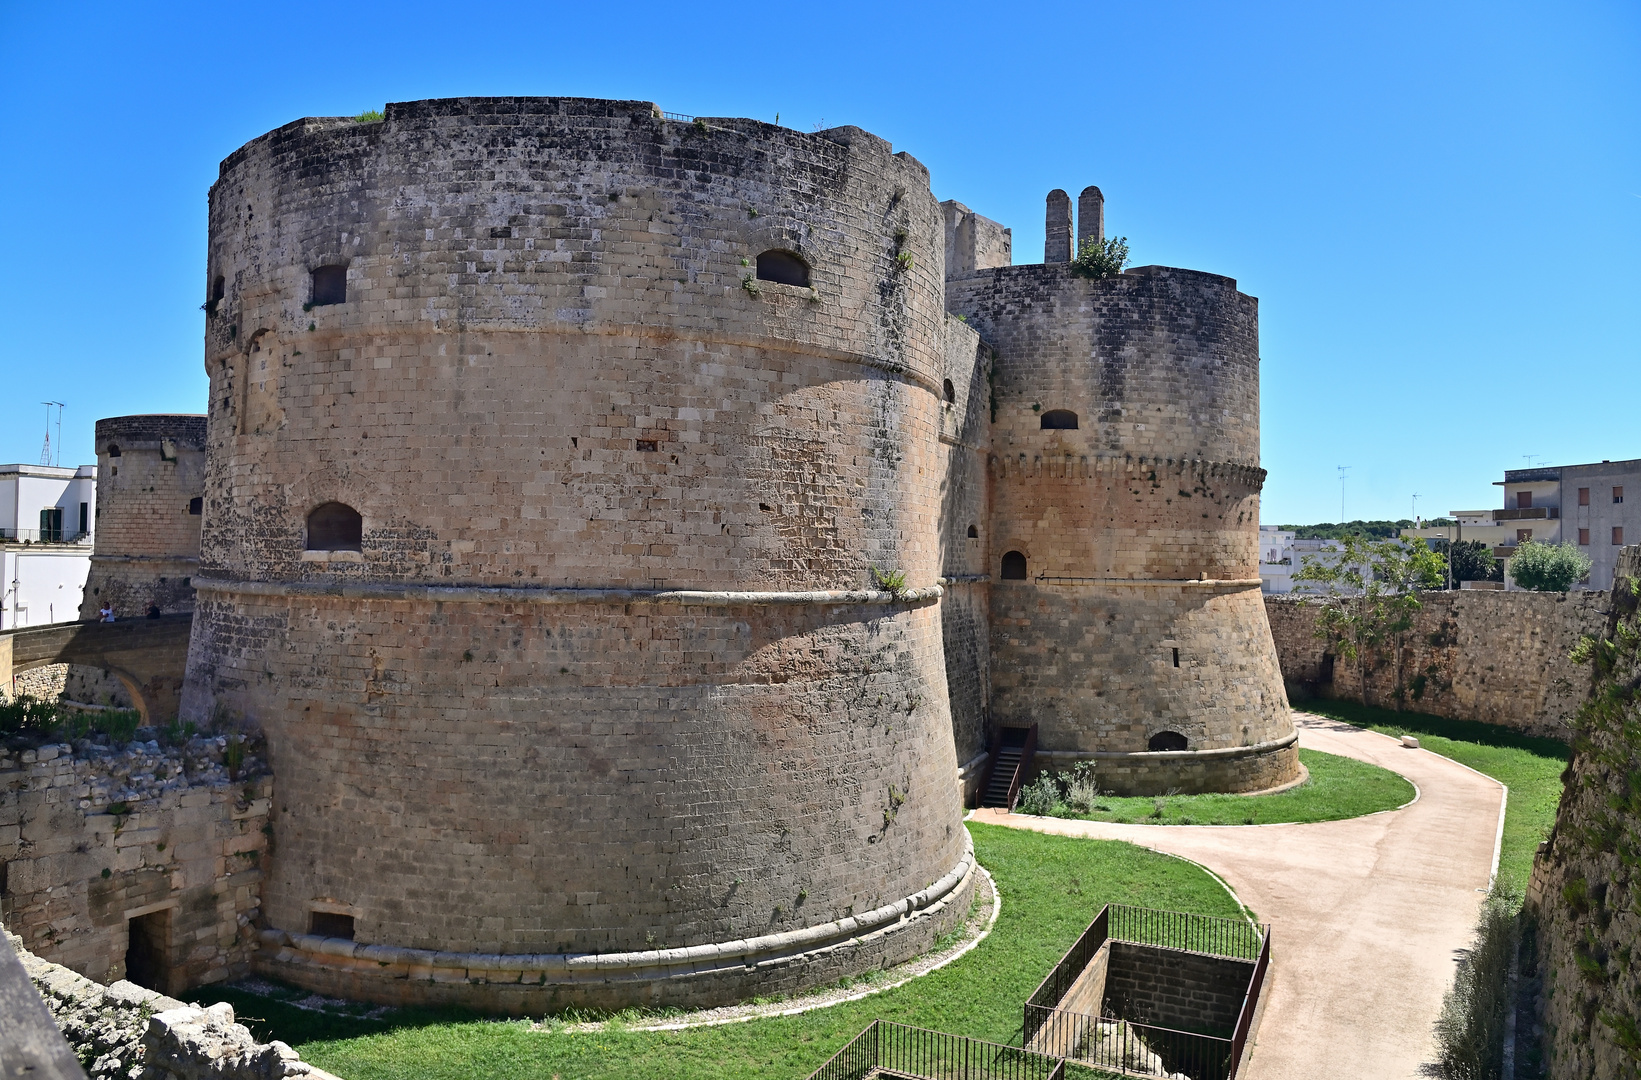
[1448,539,1503,583]
[1430,885,1520,1079]
[354,109,384,123]
[1015,773,1061,816]
[1508,540,1591,592]
[1069,235,1129,280]
[0,694,64,736]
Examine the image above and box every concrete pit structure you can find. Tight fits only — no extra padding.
[181,98,975,1011]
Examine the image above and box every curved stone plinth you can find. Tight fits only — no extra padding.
[254,841,976,1013]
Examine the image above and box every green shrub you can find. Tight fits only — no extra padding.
[1015,773,1061,816]
[354,109,384,123]
[1069,235,1129,280]
[0,694,63,736]
[1430,885,1520,1079]
[1508,540,1591,592]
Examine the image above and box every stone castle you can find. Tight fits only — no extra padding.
[8,96,1294,1012]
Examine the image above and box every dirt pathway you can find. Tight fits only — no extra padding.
[970,712,1506,1079]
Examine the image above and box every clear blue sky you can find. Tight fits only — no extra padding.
[2,1,1635,524]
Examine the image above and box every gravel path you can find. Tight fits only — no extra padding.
[970,712,1506,1079]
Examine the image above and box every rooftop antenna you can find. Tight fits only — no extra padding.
[1524,454,1542,468]
[1411,493,1421,527]
[40,401,64,467]
[1337,465,1352,524]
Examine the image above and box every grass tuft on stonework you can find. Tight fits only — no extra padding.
[1296,700,1569,898]
[190,825,1243,1080]
[1024,748,1413,827]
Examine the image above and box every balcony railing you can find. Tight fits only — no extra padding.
[0,528,91,545]
[1496,507,1557,521]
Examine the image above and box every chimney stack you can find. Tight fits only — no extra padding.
[1077,186,1104,255]
[1044,189,1072,263]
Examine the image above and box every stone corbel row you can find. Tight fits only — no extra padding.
[986,452,1267,491]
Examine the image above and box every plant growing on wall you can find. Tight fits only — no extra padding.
[1509,540,1592,592]
[1295,535,1446,708]
[1070,235,1130,280]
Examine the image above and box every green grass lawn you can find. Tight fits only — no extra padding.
[1294,700,1569,896]
[1035,747,1413,826]
[193,824,1242,1080]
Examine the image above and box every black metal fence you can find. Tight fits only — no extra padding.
[806,1020,1069,1080]
[1024,1007,1233,1080]
[1106,905,1263,962]
[1022,905,1270,1080]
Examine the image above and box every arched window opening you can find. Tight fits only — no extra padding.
[943,379,956,404]
[967,525,979,539]
[756,249,810,287]
[1148,731,1189,752]
[310,265,348,307]
[1000,550,1027,580]
[1041,409,1078,430]
[306,502,362,551]
[106,444,121,458]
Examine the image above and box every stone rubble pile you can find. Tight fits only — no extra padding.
[13,930,341,1080]
[0,732,265,811]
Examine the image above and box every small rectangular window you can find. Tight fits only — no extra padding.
[1615,487,1625,504]
[188,497,203,516]
[1578,487,1590,506]
[1579,528,1590,545]
[79,502,88,535]
[1171,647,1180,668]
[309,911,355,940]
[1517,529,1532,543]
[1516,491,1532,509]
[310,265,347,306]
[1615,527,1626,546]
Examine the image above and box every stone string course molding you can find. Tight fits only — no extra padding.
[192,576,943,607]
[12,929,339,1080]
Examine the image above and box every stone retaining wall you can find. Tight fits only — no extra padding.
[12,928,339,1080]
[0,737,270,993]
[1265,591,1606,739]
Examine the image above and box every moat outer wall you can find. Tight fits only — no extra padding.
[181,98,973,1009]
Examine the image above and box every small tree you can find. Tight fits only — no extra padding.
[1448,539,1503,584]
[1294,535,1446,707]
[1507,540,1591,592]
[1070,235,1129,280]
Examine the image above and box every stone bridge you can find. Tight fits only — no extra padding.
[0,614,193,722]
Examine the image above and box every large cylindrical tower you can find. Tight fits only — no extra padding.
[181,98,973,1011]
[947,256,1299,796]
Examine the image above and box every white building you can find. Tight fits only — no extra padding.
[1,464,97,629]
[1259,528,1362,595]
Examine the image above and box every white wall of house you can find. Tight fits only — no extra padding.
[0,463,96,628]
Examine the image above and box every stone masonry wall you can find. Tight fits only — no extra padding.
[1266,591,1606,739]
[182,97,970,1009]
[13,929,339,1080]
[1528,546,1641,1079]
[0,737,270,994]
[83,416,206,621]
[946,261,1295,793]
[1105,941,1254,1038]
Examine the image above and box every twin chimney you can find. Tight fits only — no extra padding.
[1045,186,1104,263]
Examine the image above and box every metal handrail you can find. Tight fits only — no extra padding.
[1005,723,1037,812]
[1228,930,1272,1078]
[1107,903,1265,962]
